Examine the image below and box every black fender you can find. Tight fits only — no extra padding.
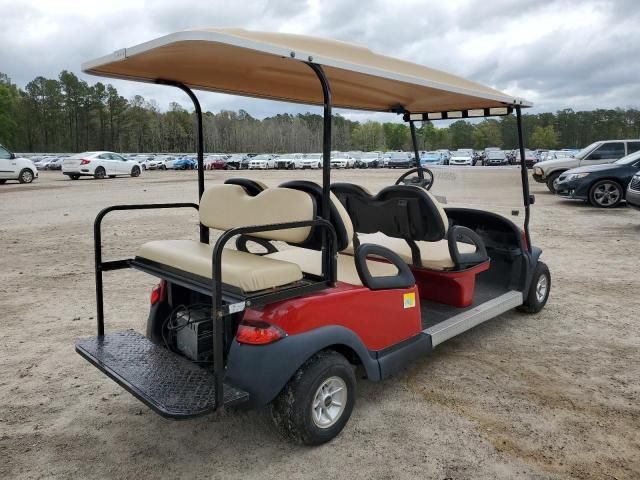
[225,325,380,407]
[522,245,543,299]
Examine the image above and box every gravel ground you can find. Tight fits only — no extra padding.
[1,168,638,480]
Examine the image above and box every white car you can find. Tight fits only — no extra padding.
[330,152,356,169]
[449,149,474,166]
[298,153,323,169]
[0,144,38,184]
[62,151,142,180]
[248,154,277,169]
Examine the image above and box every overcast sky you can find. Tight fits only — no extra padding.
[1,0,638,122]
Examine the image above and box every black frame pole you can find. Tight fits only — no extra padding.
[155,79,209,244]
[515,105,532,252]
[409,119,424,179]
[306,62,337,284]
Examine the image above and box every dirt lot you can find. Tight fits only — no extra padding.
[1,168,639,479]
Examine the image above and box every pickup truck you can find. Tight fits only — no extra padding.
[533,140,640,193]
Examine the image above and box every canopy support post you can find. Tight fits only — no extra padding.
[306,62,337,284]
[515,105,532,252]
[409,120,424,178]
[155,79,209,244]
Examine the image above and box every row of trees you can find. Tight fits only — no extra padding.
[2,71,640,154]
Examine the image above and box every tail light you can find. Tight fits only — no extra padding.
[236,320,286,345]
[80,159,91,165]
[150,280,167,305]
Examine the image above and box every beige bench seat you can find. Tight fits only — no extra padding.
[343,232,477,271]
[136,240,303,293]
[266,247,399,287]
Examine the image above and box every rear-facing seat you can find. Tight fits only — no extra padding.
[134,184,316,293]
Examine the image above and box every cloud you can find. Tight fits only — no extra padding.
[0,0,638,119]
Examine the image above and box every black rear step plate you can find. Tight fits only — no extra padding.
[76,330,248,418]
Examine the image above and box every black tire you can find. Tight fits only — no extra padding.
[0,179,6,184]
[141,164,147,170]
[545,172,562,194]
[131,166,141,177]
[18,168,34,184]
[108,175,116,179]
[588,179,623,208]
[518,261,550,314]
[94,167,106,179]
[70,175,80,180]
[271,350,356,445]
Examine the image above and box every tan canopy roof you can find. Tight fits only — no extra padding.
[82,27,531,113]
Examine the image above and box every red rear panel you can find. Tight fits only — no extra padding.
[243,283,422,351]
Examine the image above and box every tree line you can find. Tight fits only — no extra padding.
[1,71,640,154]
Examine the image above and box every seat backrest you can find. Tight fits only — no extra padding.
[331,183,448,242]
[279,180,354,251]
[224,178,267,196]
[199,185,315,243]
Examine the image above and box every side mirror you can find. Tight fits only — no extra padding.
[10,152,16,159]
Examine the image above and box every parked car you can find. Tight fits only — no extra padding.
[46,157,65,170]
[38,156,57,170]
[386,151,412,169]
[140,156,166,170]
[0,144,38,184]
[420,151,446,166]
[484,150,509,166]
[62,151,142,179]
[225,154,245,170]
[298,153,323,169]
[626,172,640,210]
[356,151,382,168]
[171,157,197,170]
[275,154,303,169]
[555,150,640,208]
[436,149,451,165]
[510,149,536,168]
[539,150,574,162]
[249,154,277,169]
[533,139,640,193]
[449,149,474,166]
[204,155,229,170]
[330,152,357,169]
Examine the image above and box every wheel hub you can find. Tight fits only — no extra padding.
[535,274,548,302]
[312,376,347,429]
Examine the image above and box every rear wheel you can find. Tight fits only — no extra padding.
[94,167,106,179]
[518,261,550,313]
[18,169,34,184]
[545,172,562,193]
[271,350,355,445]
[70,175,80,180]
[589,180,622,208]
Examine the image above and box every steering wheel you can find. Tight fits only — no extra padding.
[395,167,434,190]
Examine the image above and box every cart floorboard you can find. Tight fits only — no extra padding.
[76,330,249,418]
[421,283,523,348]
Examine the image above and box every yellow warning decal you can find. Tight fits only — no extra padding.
[403,292,416,309]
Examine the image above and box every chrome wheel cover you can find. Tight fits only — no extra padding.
[536,274,549,303]
[593,182,620,206]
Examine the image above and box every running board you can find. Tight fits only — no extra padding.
[423,291,523,347]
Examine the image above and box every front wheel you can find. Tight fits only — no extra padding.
[545,172,562,194]
[18,169,35,184]
[518,261,550,314]
[131,166,141,177]
[271,350,355,445]
[589,180,623,208]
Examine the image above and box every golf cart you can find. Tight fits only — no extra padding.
[76,28,550,445]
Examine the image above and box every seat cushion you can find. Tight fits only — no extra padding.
[266,247,398,287]
[136,240,303,293]
[343,232,476,271]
